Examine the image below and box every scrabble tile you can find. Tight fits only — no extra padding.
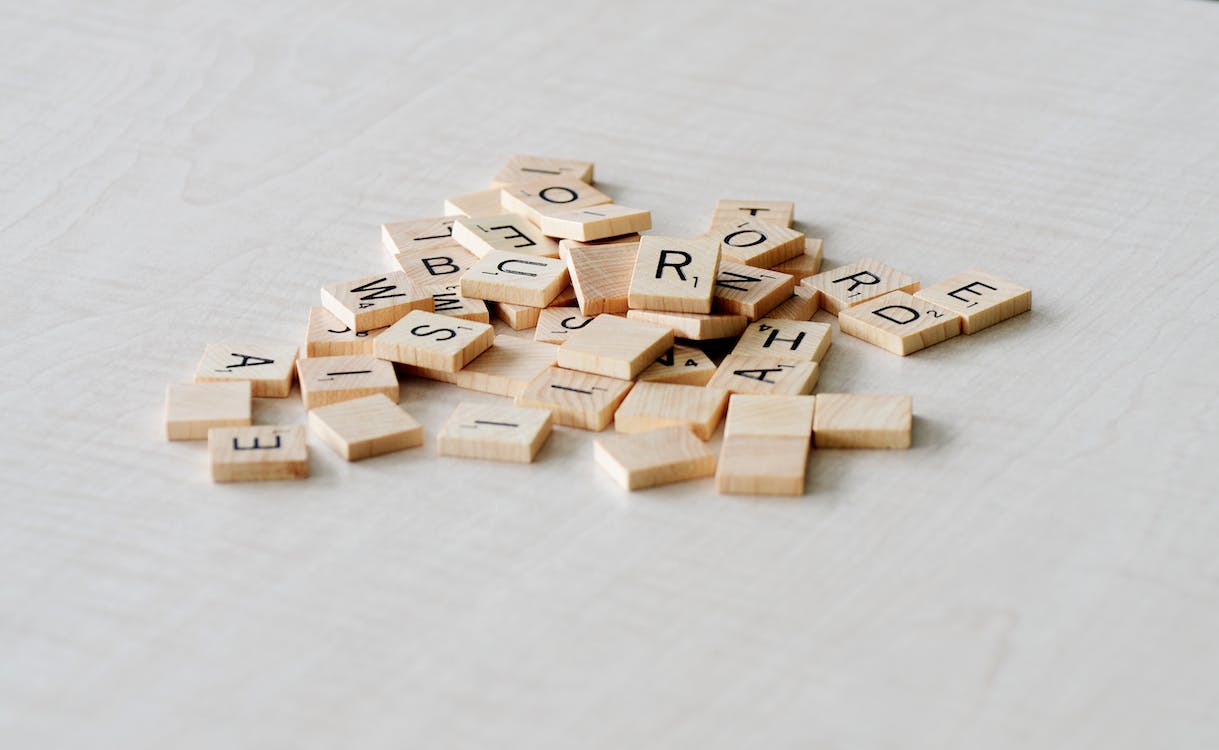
[374,309,494,372]
[628,235,721,313]
[558,234,641,252]
[491,154,594,187]
[716,436,810,496]
[814,394,912,449]
[500,178,612,225]
[165,382,252,441]
[770,238,824,280]
[562,239,638,315]
[838,290,962,356]
[307,393,423,461]
[801,259,919,315]
[296,354,398,409]
[548,284,579,308]
[594,426,716,490]
[637,344,716,386]
[427,283,490,323]
[393,245,480,286]
[444,187,511,218]
[304,307,385,358]
[452,213,560,258]
[710,199,795,229]
[913,270,1031,334]
[321,271,433,332]
[437,402,553,463]
[766,285,821,321]
[515,366,633,431]
[705,356,819,396]
[381,216,461,256]
[731,319,833,362]
[208,424,308,482]
[401,335,556,397]
[723,394,815,438]
[556,315,673,380]
[460,250,570,307]
[707,219,805,268]
[534,307,596,345]
[712,261,796,320]
[490,301,543,330]
[626,309,749,340]
[613,381,729,440]
[195,343,298,397]
[538,205,652,241]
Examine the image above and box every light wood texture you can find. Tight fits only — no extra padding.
[490,154,594,187]
[626,308,749,340]
[320,271,433,332]
[765,285,821,321]
[707,219,804,268]
[802,258,920,315]
[770,238,824,280]
[500,178,612,225]
[839,290,963,356]
[208,424,308,482]
[556,315,673,380]
[164,381,252,440]
[304,306,385,358]
[613,381,729,440]
[533,307,595,345]
[914,269,1032,334]
[562,239,638,315]
[813,393,913,449]
[515,366,634,431]
[706,356,819,396]
[400,334,556,398]
[460,250,570,307]
[489,301,543,330]
[593,426,717,490]
[194,343,298,397]
[426,283,490,323]
[637,344,716,386]
[443,186,510,218]
[731,318,833,362]
[437,402,553,463]
[716,436,810,496]
[628,234,721,313]
[548,284,578,308]
[710,199,795,228]
[307,393,423,461]
[558,234,642,252]
[373,309,494,372]
[381,216,461,255]
[538,204,652,241]
[723,394,815,438]
[452,213,560,258]
[712,261,796,320]
[392,244,479,286]
[296,354,399,409]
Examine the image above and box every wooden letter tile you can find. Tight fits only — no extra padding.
[452,214,559,258]
[515,366,633,431]
[556,315,673,380]
[401,334,557,397]
[165,381,252,441]
[713,261,796,320]
[770,238,824,280]
[839,290,961,356]
[304,306,384,358]
[460,250,570,307]
[723,394,815,438]
[707,219,805,268]
[491,154,594,187]
[538,204,652,241]
[296,354,398,409]
[444,187,511,218]
[731,319,833,362]
[562,239,638,316]
[382,216,461,256]
[706,355,819,396]
[913,270,1031,334]
[437,402,553,463]
[321,271,433,332]
[813,394,912,449]
[558,235,642,252]
[500,178,612,225]
[628,235,721,313]
[716,436,810,496]
[548,284,579,308]
[594,426,717,490]
[374,309,494,372]
[802,259,919,315]
[209,424,308,482]
[393,245,480,287]
[613,381,729,440]
[195,343,298,397]
[427,283,490,323]
[626,309,748,340]
[766,285,821,321]
[637,344,716,386]
[308,393,423,461]
[534,307,596,345]
[710,199,794,229]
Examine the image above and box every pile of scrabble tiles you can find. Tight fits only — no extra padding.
[166,155,1031,493]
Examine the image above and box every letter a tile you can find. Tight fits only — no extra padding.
[195,343,299,397]
[705,355,819,396]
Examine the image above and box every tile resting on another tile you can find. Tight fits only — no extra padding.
[556,315,673,380]
[491,154,594,187]
[539,204,651,241]
[731,319,833,362]
[770,238,823,280]
[308,394,423,461]
[437,402,553,463]
[705,355,819,396]
[452,213,559,258]
[710,199,794,229]
[500,178,612,225]
[393,245,480,287]
[706,219,804,268]
[613,381,729,440]
[712,261,796,320]
[801,259,919,315]
[296,354,399,409]
[534,307,595,345]
[594,426,717,491]
[427,283,490,323]
[320,271,434,332]
[400,335,556,398]
[514,366,633,431]
[636,344,716,386]
[490,301,543,330]
[381,217,461,256]
[460,251,570,307]
[194,343,299,397]
[626,308,749,340]
[627,235,721,314]
[444,187,512,218]
[913,270,1031,334]
[373,310,494,373]
[765,285,821,321]
[304,306,385,358]
[838,290,961,356]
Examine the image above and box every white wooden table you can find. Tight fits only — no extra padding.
[4,1,1218,746]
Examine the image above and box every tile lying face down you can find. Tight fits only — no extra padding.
[594,426,718,490]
